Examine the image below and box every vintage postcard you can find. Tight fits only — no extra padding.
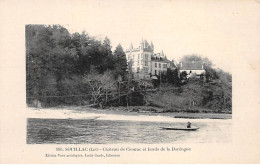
[0,0,259,164]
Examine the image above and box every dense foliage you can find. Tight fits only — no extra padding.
[26,25,232,112]
[147,55,232,112]
[26,25,127,106]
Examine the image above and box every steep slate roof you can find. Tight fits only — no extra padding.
[179,61,204,70]
[168,61,176,68]
[144,40,150,47]
[151,54,167,61]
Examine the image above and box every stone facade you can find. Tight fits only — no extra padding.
[126,39,175,79]
[150,52,168,75]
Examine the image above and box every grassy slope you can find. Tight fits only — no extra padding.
[145,80,232,114]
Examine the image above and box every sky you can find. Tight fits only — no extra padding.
[59,0,260,74]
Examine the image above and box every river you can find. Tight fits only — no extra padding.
[27,116,231,144]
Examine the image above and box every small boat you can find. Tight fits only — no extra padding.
[160,126,199,131]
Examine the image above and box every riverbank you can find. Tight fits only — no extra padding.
[27,106,231,122]
[104,106,232,119]
[27,106,232,144]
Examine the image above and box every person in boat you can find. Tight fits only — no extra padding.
[187,122,191,128]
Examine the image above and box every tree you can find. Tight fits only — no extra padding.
[100,71,117,105]
[180,54,203,62]
[202,57,213,68]
[113,44,127,79]
[217,69,232,86]
[83,67,117,106]
[26,25,56,101]
[205,67,218,82]
[180,82,203,109]
[180,54,214,68]
[103,37,112,50]
[180,71,188,81]
[26,25,119,106]
[83,68,103,105]
[166,68,179,86]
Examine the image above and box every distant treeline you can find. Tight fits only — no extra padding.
[26,25,232,111]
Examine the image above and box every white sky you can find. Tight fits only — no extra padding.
[59,0,260,74]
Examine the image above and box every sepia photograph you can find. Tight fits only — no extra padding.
[1,0,260,164]
[26,23,232,144]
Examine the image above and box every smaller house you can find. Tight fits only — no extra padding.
[178,61,205,79]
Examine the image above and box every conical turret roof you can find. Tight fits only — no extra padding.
[130,43,133,49]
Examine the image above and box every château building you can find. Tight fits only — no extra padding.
[125,39,175,79]
[177,61,206,79]
[178,61,205,75]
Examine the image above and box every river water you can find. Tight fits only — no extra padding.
[27,118,232,144]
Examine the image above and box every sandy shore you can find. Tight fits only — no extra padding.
[27,107,232,123]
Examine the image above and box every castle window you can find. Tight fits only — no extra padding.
[138,54,139,59]
[144,54,148,66]
[159,63,161,68]
[155,63,157,67]
[163,64,167,68]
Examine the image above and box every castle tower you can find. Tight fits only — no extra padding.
[161,50,164,56]
[160,50,164,58]
[125,39,154,78]
[150,41,154,52]
[144,40,149,48]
